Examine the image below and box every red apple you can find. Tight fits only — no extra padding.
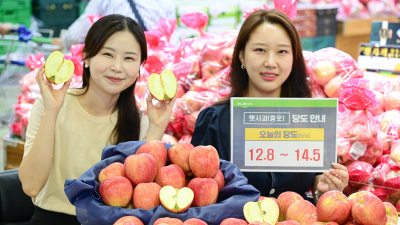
[179,135,192,143]
[168,142,194,176]
[299,213,318,225]
[201,61,222,81]
[182,218,208,225]
[396,198,400,212]
[176,84,186,98]
[277,191,304,221]
[99,162,125,183]
[99,177,133,207]
[248,222,272,225]
[155,164,186,189]
[311,222,339,225]
[124,153,157,186]
[387,215,397,224]
[383,202,398,223]
[286,200,316,222]
[162,133,178,145]
[371,91,385,116]
[189,145,220,178]
[385,91,400,111]
[351,194,387,225]
[316,191,351,224]
[243,198,279,224]
[341,219,357,225]
[220,218,248,225]
[218,48,234,68]
[313,61,337,85]
[348,191,375,208]
[213,169,225,192]
[159,186,194,213]
[277,221,300,225]
[189,79,203,92]
[132,182,161,210]
[188,178,218,207]
[136,140,168,169]
[113,216,144,225]
[258,196,267,201]
[154,217,183,225]
[324,75,344,98]
[185,111,200,133]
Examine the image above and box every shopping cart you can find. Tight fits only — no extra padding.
[0,25,57,126]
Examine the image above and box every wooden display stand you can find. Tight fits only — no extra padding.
[3,135,25,170]
[336,17,400,61]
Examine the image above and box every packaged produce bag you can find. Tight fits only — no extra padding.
[337,85,382,166]
[64,141,260,225]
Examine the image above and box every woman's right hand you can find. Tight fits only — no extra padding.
[35,64,72,113]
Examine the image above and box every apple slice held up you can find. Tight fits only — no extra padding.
[160,186,194,213]
[148,70,177,101]
[244,198,279,224]
[45,51,74,84]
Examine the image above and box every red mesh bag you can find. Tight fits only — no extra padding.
[370,163,390,186]
[348,161,374,188]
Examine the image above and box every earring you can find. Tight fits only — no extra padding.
[85,64,89,68]
[241,64,246,69]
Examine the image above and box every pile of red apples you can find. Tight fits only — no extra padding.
[98,140,225,215]
[112,189,398,225]
[240,190,396,225]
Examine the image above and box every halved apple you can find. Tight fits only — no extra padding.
[45,51,74,84]
[148,70,177,101]
[244,198,279,224]
[159,185,193,213]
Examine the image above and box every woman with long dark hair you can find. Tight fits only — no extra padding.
[192,9,348,204]
[19,14,175,224]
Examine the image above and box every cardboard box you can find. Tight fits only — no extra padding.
[293,16,317,28]
[316,7,338,17]
[338,17,400,36]
[3,136,24,170]
[297,26,317,38]
[297,8,316,17]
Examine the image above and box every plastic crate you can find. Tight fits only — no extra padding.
[0,0,32,27]
[32,0,78,26]
[41,24,70,38]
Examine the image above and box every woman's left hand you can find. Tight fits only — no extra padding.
[145,91,177,140]
[317,163,349,194]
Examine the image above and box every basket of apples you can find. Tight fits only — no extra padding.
[64,140,260,225]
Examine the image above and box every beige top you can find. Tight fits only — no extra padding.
[23,88,149,215]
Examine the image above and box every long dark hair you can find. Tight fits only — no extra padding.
[218,9,311,105]
[79,14,147,144]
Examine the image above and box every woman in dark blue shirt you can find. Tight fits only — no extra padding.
[191,9,349,202]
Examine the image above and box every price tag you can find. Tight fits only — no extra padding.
[231,98,338,172]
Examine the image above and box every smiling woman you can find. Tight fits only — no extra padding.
[18,14,176,225]
[191,9,349,204]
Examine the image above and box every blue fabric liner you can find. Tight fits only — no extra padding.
[64,141,260,225]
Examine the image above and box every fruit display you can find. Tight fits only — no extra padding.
[64,141,259,224]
